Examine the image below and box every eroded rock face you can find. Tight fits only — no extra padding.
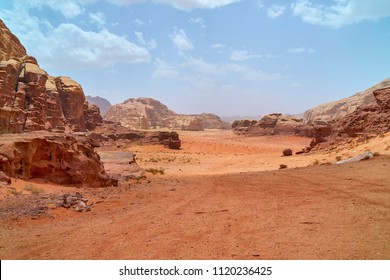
[105,97,229,130]
[0,20,26,61]
[331,87,390,138]
[55,76,87,132]
[0,132,112,187]
[88,121,181,149]
[0,20,102,133]
[303,78,390,125]
[86,95,111,117]
[233,114,303,136]
[85,103,103,130]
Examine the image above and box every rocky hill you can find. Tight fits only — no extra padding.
[303,78,390,124]
[0,19,102,133]
[232,113,303,136]
[86,95,111,117]
[105,97,229,130]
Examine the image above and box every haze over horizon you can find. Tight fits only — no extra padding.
[1,0,389,117]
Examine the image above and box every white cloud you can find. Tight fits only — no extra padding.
[89,12,106,27]
[230,50,264,61]
[41,24,151,68]
[291,0,390,28]
[153,59,179,79]
[108,0,241,10]
[256,0,264,10]
[13,0,85,18]
[189,17,206,28]
[171,29,194,51]
[211,43,226,49]
[0,7,150,69]
[267,4,286,19]
[287,47,316,54]
[223,63,281,81]
[135,31,157,49]
[182,56,280,82]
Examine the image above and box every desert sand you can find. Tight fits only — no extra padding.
[0,131,389,259]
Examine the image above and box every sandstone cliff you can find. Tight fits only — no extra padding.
[105,97,229,130]
[0,19,102,133]
[330,87,390,138]
[232,113,303,136]
[86,95,111,117]
[303,78,390,124]
[0,132,112,187]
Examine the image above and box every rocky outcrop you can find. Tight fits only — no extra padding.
[303,78,390,125]
[84,103,103,130]
[330,87,390,138]
[105,97,229,130]
[233,113,303,136]
[0,19,102,133]
[0,20,26,61]
[89,121,181,149]
[0,132,112,187]
[86,95,111,117]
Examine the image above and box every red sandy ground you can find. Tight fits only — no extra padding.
[0,131,389,259]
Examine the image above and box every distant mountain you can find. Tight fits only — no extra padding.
[303,78,390,124]
[105,97,230,130]
[86,96,111,117]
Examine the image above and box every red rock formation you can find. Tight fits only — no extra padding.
[85,103,103,130]
[331,87,390,138]
[0,132,112,187]
[0,19,102,133]
[233,113,303,136]
[105,97,229,130]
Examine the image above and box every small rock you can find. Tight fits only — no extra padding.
[282,149,293,156]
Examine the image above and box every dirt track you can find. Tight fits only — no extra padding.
[0,131,389,259]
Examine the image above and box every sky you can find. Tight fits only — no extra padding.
[1,0,390,117]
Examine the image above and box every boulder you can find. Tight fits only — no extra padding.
[0,132,112,187]
[282,149,293,156]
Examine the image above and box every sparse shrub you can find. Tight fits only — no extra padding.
[373,152,380,157]
[145,168,165,175]
[279,164,287,169]
[335,156,342,161]
[378,132,385,138]
[0,128,10,134]
[312,159,320,165]
[24,184,43,194]
[9,188,22,196]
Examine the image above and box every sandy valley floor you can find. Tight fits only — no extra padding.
[0,130,389,259]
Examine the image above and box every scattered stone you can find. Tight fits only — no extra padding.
[282,149,293,156]
[58,193,91,212]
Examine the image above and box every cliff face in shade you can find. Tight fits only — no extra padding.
[330,87,390,138]
[0,19,102,133]
[86,95,111,117]
[105,97,229,130]
[0,132,112,187]
[303,78,390,125]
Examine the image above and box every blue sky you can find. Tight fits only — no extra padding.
[1,0,389,116]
